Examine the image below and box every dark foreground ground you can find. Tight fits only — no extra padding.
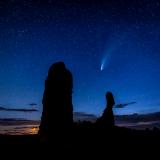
[0,126,160,150]
[0,124,159,158]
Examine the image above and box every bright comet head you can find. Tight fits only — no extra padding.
[100,62,104,71]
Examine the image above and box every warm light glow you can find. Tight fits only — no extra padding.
[27,126,39,134]
[0,125,39,135]
[30,127,38,134]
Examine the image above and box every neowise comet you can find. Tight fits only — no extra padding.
[100,47,114,71]
[100,34,125,71]
[100,61,105,71]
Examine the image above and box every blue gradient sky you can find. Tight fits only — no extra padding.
[0,0,160,120]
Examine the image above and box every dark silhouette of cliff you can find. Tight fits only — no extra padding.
[38,62,73,141]
[35,62,160,148]
[96,92,115,128]
[0,64,160,153]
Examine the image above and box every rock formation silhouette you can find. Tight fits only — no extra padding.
[38,62,73,140]
[96,91,115,128]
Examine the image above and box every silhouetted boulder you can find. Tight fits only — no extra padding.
[96,92,115,128]
[38,62,73,140]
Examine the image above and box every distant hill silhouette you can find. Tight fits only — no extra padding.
[73,112,160,130]
[115,112,160,123]
[73,112,97,122]
[0,112,160,135]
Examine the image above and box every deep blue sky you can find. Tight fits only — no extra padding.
[0,0,160,120]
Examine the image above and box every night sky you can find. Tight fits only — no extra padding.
[0,0,160,121]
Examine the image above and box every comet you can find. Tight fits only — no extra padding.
[100,60,105,71]
[100,47,114,71]
[100,33,125,71]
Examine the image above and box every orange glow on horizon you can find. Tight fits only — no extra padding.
[26,126,39,135]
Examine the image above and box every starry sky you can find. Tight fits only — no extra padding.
[0,0,160,121]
